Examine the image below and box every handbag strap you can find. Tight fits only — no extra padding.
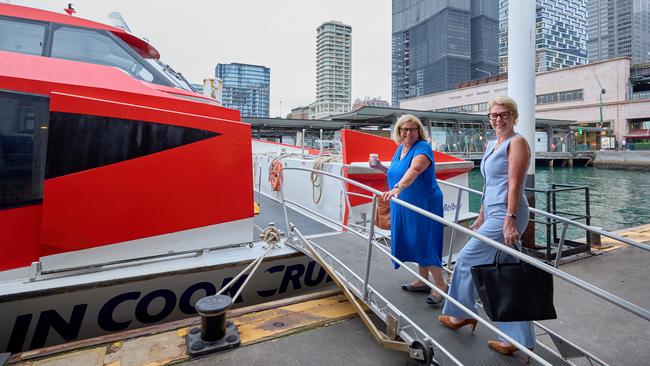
[494,241,523,266]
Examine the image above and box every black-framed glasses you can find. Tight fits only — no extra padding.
[487,111,511,120]
[399,127,418,133]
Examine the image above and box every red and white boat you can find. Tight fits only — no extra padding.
[0,3,473,354]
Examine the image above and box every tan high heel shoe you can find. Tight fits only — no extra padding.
[487,340,533,364]
[438,315,478,332]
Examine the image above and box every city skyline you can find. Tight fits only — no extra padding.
[9,0,391,118]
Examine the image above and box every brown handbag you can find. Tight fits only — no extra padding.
[374,197,391,229]
[374,180,391,230]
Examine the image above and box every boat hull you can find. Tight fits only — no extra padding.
[0,247,332,353]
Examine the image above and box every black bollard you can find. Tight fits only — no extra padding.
[186,295,241,357]
[197,295,231,341]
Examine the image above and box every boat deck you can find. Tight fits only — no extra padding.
[254,193,336,237]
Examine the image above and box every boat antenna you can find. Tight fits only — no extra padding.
[64,3,76,16]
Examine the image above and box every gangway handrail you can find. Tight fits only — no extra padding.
[279,166,648,366]
[282,166,650,322]
[281,169,552,365]
[437,179,650,252]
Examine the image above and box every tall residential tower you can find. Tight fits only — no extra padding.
[587,0,650,65]
[215,63,270,118]
[309,21,352,120]
[499,0,588,73]
[391,0,499,106]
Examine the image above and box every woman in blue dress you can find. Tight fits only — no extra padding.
[369,114,446,305]
[438,96,534,361]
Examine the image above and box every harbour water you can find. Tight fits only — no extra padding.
[468,166,650,241]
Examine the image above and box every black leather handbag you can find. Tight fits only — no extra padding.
[471,251,557,322]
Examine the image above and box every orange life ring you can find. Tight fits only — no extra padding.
[268,159,283,191]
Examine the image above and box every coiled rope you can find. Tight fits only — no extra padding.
[310,156,340,203]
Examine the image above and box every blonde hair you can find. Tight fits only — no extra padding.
[488,96,519,124]
[391,114,429,144]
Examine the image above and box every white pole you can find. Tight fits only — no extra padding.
[508,0,536,181]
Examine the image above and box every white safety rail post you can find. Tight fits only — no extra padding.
[508,0,537,248]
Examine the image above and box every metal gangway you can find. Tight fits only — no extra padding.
[269,166,650,366]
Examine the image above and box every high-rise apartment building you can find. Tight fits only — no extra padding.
[391,0,499,106]
[309,21,352,120]
[499,0,588,73]
[215,63,270,118]
[587,0,650,65]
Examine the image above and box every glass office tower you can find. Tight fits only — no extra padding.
[215,63,270,118]
[499,0,588,73]
[587,0,650,65]
[391,0,499,106]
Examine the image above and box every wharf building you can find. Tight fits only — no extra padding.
[352,97,390,111]
[215,63,270,118]
[289,106,310,120]
[400,57,650,151]
[587,0,650,65]
[309,21,352,120]
[391,0,499,107]
[499,0,588,74]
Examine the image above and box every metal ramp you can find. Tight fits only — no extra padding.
[291,230,568,366]
[255,165,650,366]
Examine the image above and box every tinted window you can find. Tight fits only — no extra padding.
[46,113,219,178]
[0,18,46,56]
[51,26,154,82]
[0,91,49,208]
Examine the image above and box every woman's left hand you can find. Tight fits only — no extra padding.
[503,217,520,246]
[382,187,401,202]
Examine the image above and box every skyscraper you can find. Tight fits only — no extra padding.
[499,0,588,73]
[587,0,650,65]
[215,63,270,118]
[309,21,352,120]
[391,0,499,107]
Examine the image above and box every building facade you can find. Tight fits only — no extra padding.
[587,0,650,65]
[401,57,650,150]
[391,0,499,107]
[352,97,390,111]
[309,21,352,120]
[215,63,270,118]
[499,0,588,73]
[289,106,310,119]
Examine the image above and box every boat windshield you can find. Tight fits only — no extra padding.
[146,59,197,93]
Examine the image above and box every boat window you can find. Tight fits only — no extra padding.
[51,26,155,82]
[46,113,218,178]
[0,91,49,209]
[0,17,46,56]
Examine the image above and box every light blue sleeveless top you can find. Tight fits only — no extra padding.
[480,133,528,208]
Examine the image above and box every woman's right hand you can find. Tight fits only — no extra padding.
[369,158,383,170]
[470,215,484,231]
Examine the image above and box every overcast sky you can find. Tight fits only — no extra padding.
[9,0,391,117]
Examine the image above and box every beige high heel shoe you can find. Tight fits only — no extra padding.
[438,315,478,332]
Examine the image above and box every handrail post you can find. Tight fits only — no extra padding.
[278,162,291,240]
[362,195,378,301]
[554,222,569,268]
[446,189,463,273]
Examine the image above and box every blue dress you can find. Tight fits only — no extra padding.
[387,139,444,268]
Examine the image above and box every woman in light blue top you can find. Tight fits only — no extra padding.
[438,96,534,361]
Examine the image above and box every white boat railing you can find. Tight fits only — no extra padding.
[278,166,650,366]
